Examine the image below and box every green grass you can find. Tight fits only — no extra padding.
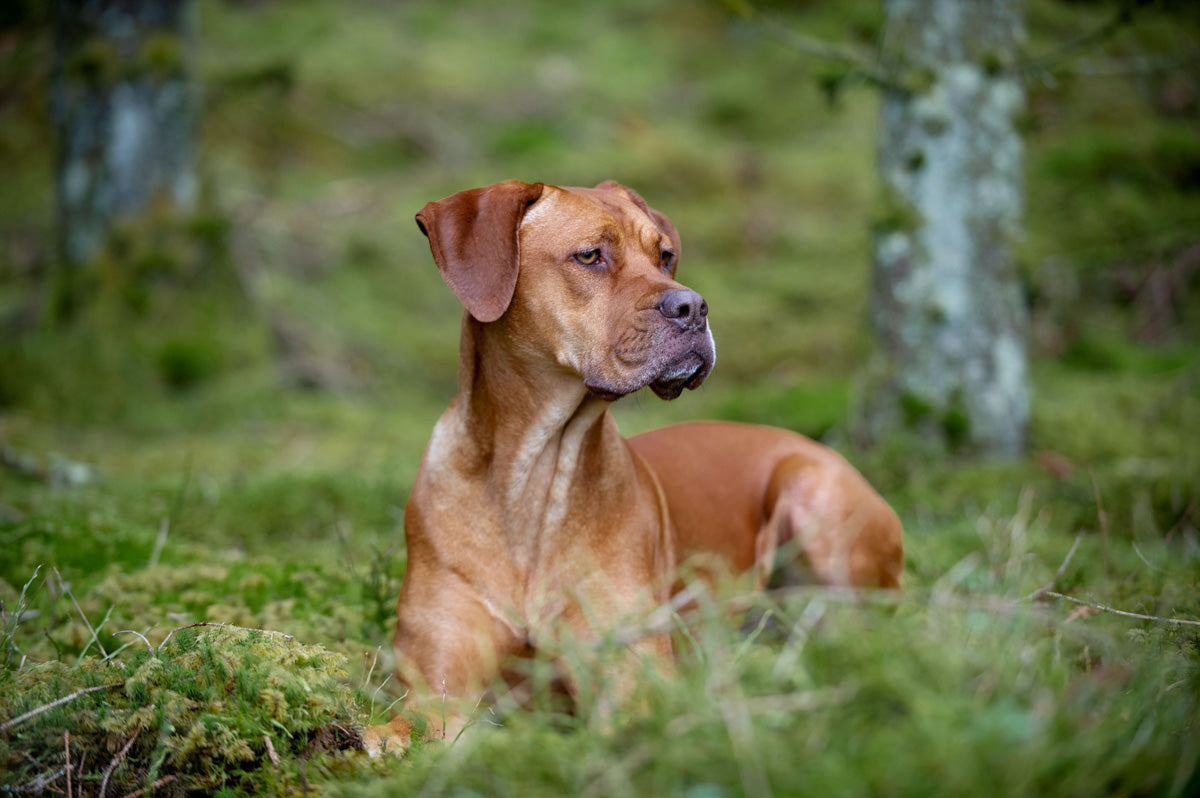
[2,0,1199,794]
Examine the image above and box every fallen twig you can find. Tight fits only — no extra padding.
[13,765,67,793]
[0,682,123,733]
[99,732,140,798]
[118,774,176,798]
[65,730,72,798]
[264,734,281,766]
[156,621,294,654]
[1046,592,1200,627]
[112,630,154,656]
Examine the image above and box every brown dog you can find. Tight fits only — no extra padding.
[375,180,901,751]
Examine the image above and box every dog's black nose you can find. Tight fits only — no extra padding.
[658,288,708,330]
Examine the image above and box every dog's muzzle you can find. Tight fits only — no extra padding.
[648,287,715,400]
[649,331,715,400]
[584,288,716,402]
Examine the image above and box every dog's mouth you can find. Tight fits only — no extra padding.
[648,352,709,400]
[585,331,716,403]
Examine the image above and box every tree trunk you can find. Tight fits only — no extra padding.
[51,0,196,272]
[860,0,1030,457]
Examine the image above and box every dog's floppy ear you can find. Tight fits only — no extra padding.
[415,180,545,323]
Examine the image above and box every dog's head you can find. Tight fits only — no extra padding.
[416,180,716,401]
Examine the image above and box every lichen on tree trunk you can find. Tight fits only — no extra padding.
[860,0,1030,457]
[51,0,197,272]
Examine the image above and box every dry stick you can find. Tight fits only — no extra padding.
[157,621,294,654]
[1045,592,1200,627]
[1016,523,1200,627]
[75,748,87,797]
[264,734,281,766]
[99,732,140,798]
[15,766,66,794]
[0,682,123,733]
[112,630,154,656]
[118,774,176,798]
[64,730,72,798]
[53,567,108,659]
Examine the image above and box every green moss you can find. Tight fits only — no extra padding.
[157,336,222,391]
[900,390,934,426]
[899,65,937,95]
[136,32,186,78]
[64,37,121,86]
[980,49,1007,76]
[816,65,850,106]
[1039,127,1200,194]
[941,391,971,451]
[1,626,363,794]
[871,184,924,234]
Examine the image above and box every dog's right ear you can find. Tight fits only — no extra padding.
[415,180,545,323]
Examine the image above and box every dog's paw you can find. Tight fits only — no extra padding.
[362,716,413,758]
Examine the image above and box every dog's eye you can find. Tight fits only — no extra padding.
[573,249,601,267]
[660,251,676,271]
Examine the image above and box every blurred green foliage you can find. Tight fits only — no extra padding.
[1,0,1199,794]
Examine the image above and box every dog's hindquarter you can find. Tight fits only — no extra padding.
[629,421,904,591]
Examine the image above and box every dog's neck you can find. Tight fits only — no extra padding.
[447,315,625,557]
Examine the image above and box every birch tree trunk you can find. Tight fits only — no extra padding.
[51,0,196,275]
[860,0,1030,457]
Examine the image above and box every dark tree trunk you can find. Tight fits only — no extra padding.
[51,0,196,271]
[860,0,1030,457]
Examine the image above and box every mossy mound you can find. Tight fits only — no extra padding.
[0,624,365,795]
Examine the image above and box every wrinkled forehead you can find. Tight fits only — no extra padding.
[521,184,670,251]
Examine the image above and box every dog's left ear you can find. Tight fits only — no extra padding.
[416,180,545,323]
